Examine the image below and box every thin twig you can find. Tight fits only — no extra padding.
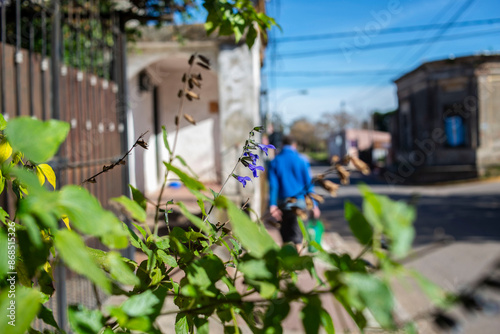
[81,132,148,185]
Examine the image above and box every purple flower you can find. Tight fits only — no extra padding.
[244,151,259,164]
[236,175,252,187]
[257,144,276,156]
[247,163,265,178]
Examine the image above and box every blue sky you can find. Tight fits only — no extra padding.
[261,0,500,125]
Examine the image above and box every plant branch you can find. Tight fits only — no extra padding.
[81,132,148,185]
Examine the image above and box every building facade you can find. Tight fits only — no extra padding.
[126,24,264,213]
[392,54,500,183]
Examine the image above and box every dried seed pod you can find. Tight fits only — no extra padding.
[185,91,200,100]
[137,139,149,149]
[88,178,97,184]
[182,73,187,82]
[188,80,194,89]
[186,94,193,101]
[189,76,201,88]
[305,195,314,210]
[119,160,126,165]
[195,73,203,81]
[341,155,351,165]
[286,197,297,203]
[314,174,325,181]
[197,54,210,66]
[183,114,196,125]
[309,193,324,203]
[177,89,183,98]
[292,207,308,221]
[197,61,210,70]
[335,165,350,185]
[351,155,370,175]
[102,165,111,171]
[188,54,195,65]
[175,116,179,126]
[320,179,340,197]
[331,155,340,165]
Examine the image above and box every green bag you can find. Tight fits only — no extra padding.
[306,219,324,252]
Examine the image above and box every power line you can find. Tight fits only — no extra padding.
[279,27,500,58]
[271,69,404,77]
[274,17,500,43]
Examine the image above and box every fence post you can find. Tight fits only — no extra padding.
[51,0,68,330]
[116,12,134,260]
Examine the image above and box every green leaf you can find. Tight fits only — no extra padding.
[157,250,178,268]
[345,201,372,245]
[239,259,272,280]
[219,196,278,258]
[320,308,335,334]
[0,113,6,130]
[360,186,415,258]
[175,155,199,178]
[0,285,41,334]
[111,195,147,223]
[162,126,172,155]
[246,24,258,48]
[121,290,160,317]
[164,162,205,191]
[107,252,140,286]
[194,317,209,334]
[178,202,210,234]
[5,117,69,163]
[300,296,322,334]
[343,273,395,329]
[37,305,59,329]
[54,229,111,293]
[59,186,128,249]
[175,313,189,334]
[0,228,9,278]
[129,185,147,211]
[186,255,225,291]
[68,304,105,334]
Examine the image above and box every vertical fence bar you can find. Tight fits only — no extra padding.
[41,6,47,119]
[28,8,34,117]
[51,0,67,330]
[1,0,6,117]
[115,11,133,259]
[15,0,21,116]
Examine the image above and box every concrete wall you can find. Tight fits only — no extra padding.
[477,66,500,174]
[217,41,262,216]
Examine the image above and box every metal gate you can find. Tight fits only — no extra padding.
[0,0,131,330]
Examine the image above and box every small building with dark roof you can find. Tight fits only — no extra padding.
[390,54,500,183]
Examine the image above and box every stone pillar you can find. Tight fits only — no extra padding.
[217,42,262,216]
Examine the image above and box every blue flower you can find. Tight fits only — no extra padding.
[236,175,252,187]
[244,151,259,164]
[247,163,265,178]
[257,144,276,156]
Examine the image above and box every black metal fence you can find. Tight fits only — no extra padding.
[0,0,131,330]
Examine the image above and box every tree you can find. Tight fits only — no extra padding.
[289,118,324,152]
[317,110,360,136]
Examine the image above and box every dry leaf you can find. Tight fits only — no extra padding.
[183,114,196,125]
[185,91,200,100]
[320,179,340,196]
[197,62,210,70]
[188,55,195,65]
[335,165,350,185]
[197,54,210,66]
[309,193,324,203]
[331,155,340,164]
[305,195,314,210]
[351,155,370,175]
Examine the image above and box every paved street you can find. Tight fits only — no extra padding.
[310,164,500,333]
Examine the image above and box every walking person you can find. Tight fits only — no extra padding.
[268,135,320,249]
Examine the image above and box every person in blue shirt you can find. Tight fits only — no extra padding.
[268,135,320,247]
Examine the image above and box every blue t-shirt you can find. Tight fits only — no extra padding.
[268,146,314,206]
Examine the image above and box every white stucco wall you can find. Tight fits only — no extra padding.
[217,40,262,216]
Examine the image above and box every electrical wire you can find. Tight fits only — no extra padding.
[274,17,500,43]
